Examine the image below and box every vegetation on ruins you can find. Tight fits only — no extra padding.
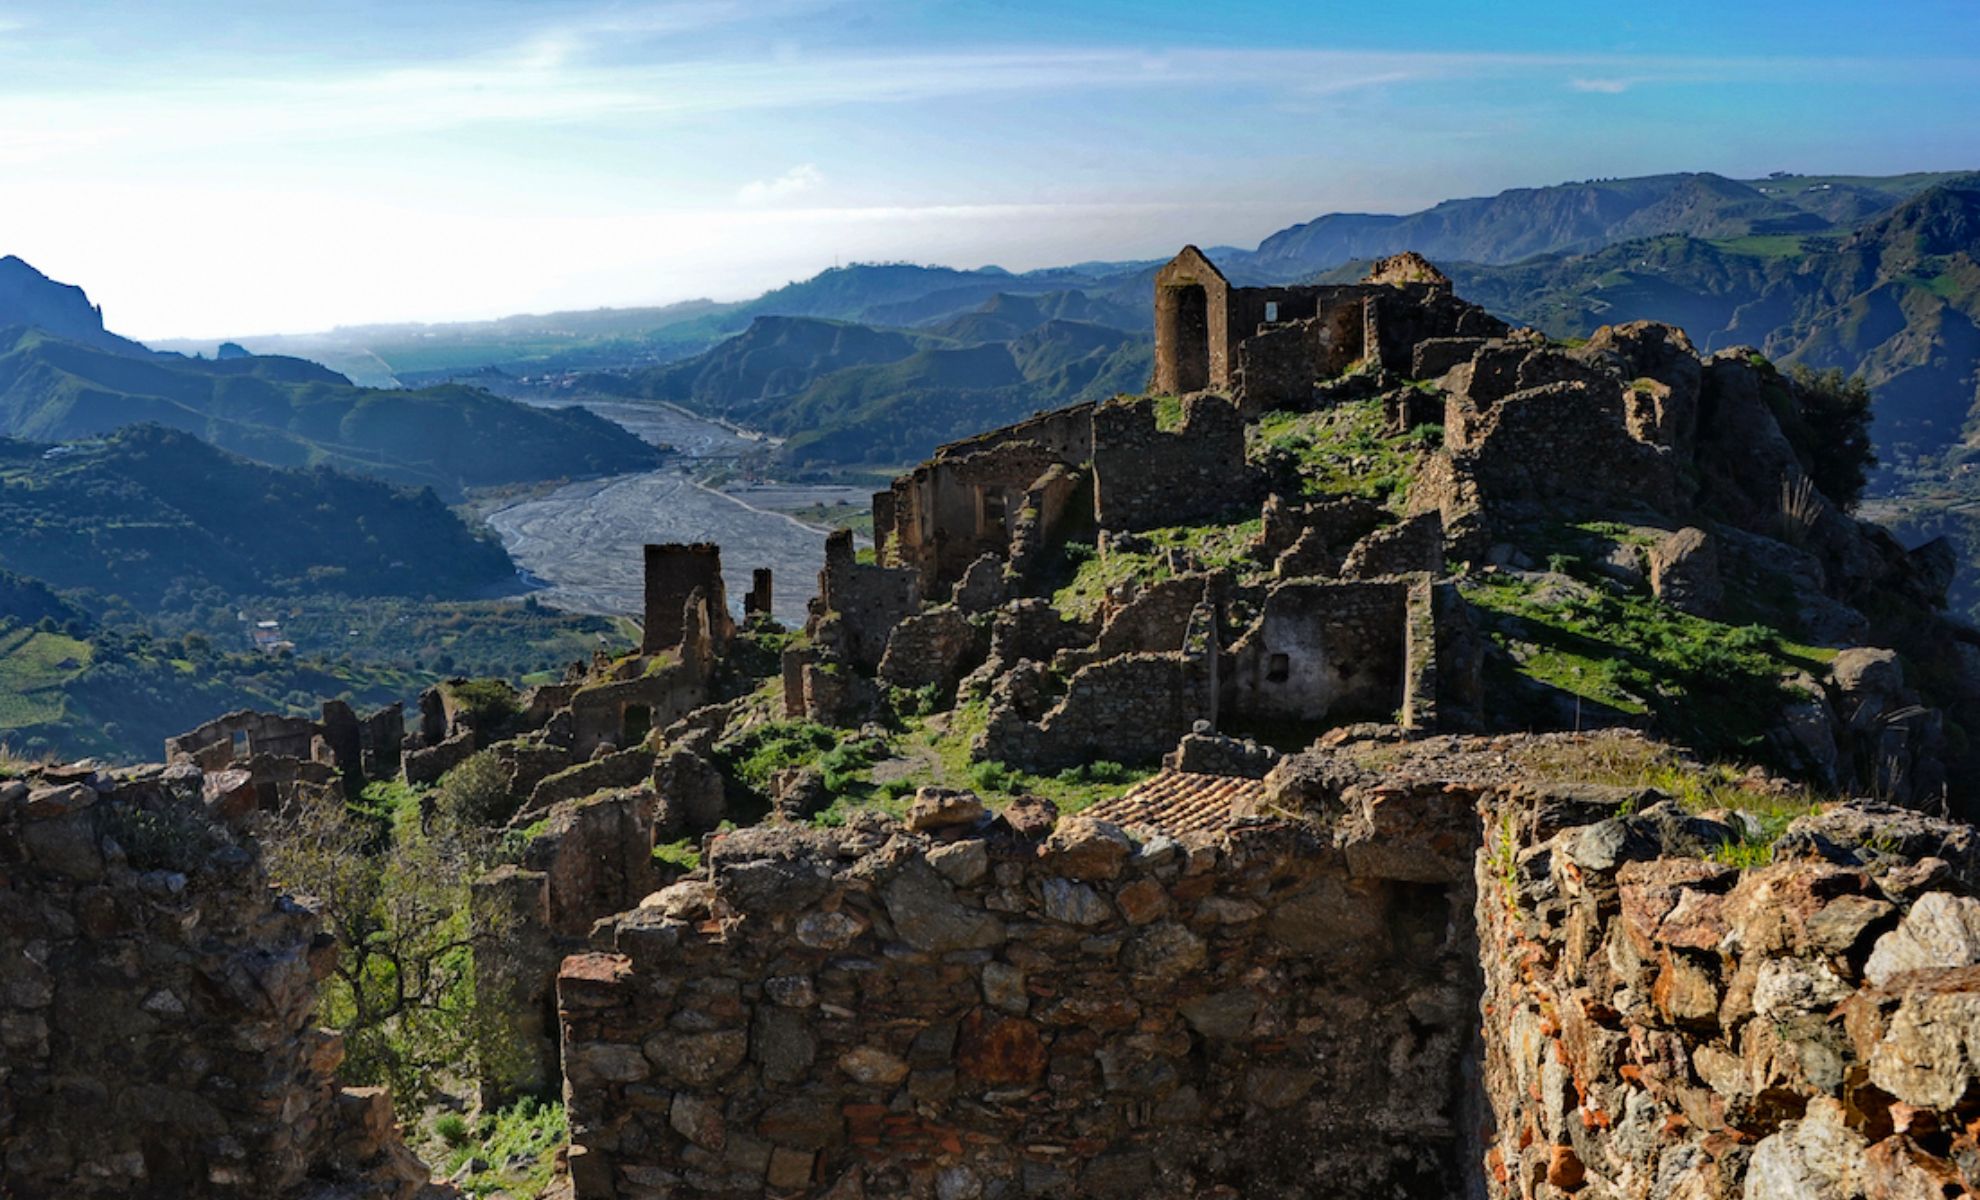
[432,748,523,829]
[1461,563,1832,759]
[261,773,517,1119]
[1781,365,1877,511]
[423,1096,569,1199]
[1251,399,1438,510]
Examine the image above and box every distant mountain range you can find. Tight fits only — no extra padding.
[16,166,1980,513]
[1230,171,1966,279]
[0,258,665,498]
[581,306,1149,466]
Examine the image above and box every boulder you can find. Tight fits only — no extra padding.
[1647,527,1722,617]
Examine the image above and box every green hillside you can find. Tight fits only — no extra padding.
[587,306,1150,466]
[0,614,427,763]
[0,425,515,612]
[0,325,666,497]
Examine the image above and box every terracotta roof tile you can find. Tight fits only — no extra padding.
[1082,770,1270,837]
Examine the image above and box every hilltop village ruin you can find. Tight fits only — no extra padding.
[10,248,1980,1198]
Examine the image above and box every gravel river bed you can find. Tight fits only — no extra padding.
[486,398,869,626]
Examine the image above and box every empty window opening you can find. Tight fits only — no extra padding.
[230,730,250,760]
[1265,301,1280,323]
[623,704,653,745]
[1267,653,1291,683]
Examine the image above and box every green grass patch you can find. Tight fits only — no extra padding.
[1053,545,1167,620]
[437,1096,567,1200]
[1050,518,1262,619]
[720,721,840,789]
[1250,399,1435,511]
[1509,730,1826,865]
[0,627,91,729]
[653,836,703,872]
[1464,572,1825,759]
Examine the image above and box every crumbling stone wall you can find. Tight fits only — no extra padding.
[879,407,1093,590]
[1093,395,1251,531]
[165,709,319,770]
[0,765,429,1199]
[474,786,665,1100]
[1152,246,1505,400]
[1069,574,1211,667]
[1430,378,1680,553]
[876,606,987,694]
[558,793,1482,1199]
[982,649,1216,771]
[813,529,921,672]
[644,543,732,654]
[1222,578,1408,725]
[167,701,403,804]
[1476,784,1980,1198]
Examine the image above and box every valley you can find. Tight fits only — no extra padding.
[483,394,866,626]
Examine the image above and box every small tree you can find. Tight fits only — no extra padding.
[1787,365,1876,511]
[261,791,515,1115]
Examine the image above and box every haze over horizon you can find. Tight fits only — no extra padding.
[4,0,1978,340]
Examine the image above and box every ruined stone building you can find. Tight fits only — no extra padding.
[75,240,1980,1199]
[1152,244,1506,406]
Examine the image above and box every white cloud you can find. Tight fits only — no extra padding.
[1569,78,1634,94]
[738,163,824,205]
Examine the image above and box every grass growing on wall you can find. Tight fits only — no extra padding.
[1250,398,1438,510]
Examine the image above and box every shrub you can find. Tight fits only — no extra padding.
[1785,365,1875,511]
[969,759,1016,794]
[1056,760,1132,785]
[433,1113,471,1147]
[102,802,222,873]
[443,678,522,729]
[431,750,517,832]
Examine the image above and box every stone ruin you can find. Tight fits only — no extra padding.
[1152,246,1507,409]
[83,243,1980,1197]
[164,700,405,814]
[0,762,434,1199]
[805,246,1969,804]
[555,732,1980,1198]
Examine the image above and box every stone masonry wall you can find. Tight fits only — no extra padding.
[1221,578,1408,725]
[558,793,1482,1200]
[818,529,922,673]
[0,764,430,1199]
[1477,784,1980,1198]
[1092,395,1252,532]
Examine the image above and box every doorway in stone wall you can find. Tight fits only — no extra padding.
[1162,283,1210,392]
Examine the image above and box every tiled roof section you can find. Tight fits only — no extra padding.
[1082,770,1271,837]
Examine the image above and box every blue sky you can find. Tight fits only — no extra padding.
[1,0,1976,337]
